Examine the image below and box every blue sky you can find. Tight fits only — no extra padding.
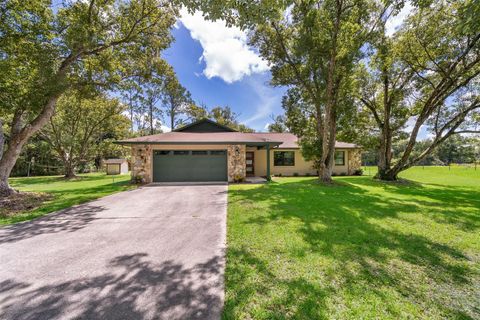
[161,6,429,138]
[162,10,286,132]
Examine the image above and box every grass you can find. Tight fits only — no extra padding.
[225,166,480,319]
[1,173,134,225]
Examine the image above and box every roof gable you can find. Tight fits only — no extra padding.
[174,119,237,133]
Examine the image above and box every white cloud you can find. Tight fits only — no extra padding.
[385,1,413,37]
[241,77,283,131]
[404,116,432,141]
[160,124,171,133]
[179,8,269,83]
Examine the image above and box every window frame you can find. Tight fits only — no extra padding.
[274,151,295,167]
[335,151,345,166]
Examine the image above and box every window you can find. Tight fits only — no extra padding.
[155,150,171,155]
[173,151,189,155]
[335,151,345,166]
[192,150,208,155]
[210,150,226,155]
[274,151,295,166]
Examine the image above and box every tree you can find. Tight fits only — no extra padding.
[42,92,129,178]
[209,106,254,132]
[184,103,209,122]
[359,1,480,180]
[0,0,176,196]
[249,0,384,182]
[140,59,171,135]
[162,72,193,130]
[268,115,288,132]
[209,106,239,127]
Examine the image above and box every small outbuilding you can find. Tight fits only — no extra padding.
[105,159,129,175]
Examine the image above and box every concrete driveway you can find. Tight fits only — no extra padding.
[0,184,227,320]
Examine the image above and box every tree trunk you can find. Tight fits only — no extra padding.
[0,95,61,197]
[376,168,399,181]
[64,164,76,179]
[318,4,341,184]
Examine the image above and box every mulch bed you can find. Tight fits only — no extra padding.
[0,192,53,218]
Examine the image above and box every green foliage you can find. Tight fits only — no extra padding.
[10,136,63,177]
[267,115,287,133]
[358,0,480,178]
[247,0,381,179]
[209,106,255,132]
[162,71,193,129]
[41,91,129,176]
[0,0,178,187]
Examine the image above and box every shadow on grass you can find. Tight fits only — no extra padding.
[9,174,113,187]
[0,253,223,320]
[1,180,133,225]
[225,177,480,318]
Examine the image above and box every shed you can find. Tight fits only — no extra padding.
[105,159,129,175]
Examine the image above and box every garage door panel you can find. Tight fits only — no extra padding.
[153,150,227,182]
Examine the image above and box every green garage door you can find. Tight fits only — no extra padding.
[153,150,228,182]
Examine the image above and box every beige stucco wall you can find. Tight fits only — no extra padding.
[248,148,360,177]
[131,144,246,183]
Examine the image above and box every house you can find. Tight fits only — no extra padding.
[104,159,129,175]
[116,119,361,183]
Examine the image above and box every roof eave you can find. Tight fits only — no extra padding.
[114,141,282,146]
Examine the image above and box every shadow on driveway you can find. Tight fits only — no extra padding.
[0,253,224,320]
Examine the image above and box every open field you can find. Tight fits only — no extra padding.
[225,166,480,319]
[1,173,133,225]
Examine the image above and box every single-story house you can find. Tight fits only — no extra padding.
[116,119,361,183]
[104,158,129,175]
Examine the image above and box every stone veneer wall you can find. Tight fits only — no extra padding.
[131,144,152,183]
[348,149,362,175]
[227,145,246,182]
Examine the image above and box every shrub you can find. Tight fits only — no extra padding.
[305,172,311,176]
[353,168,364,176]
[339,172,347,176]
[293,172,299,177]
[234,174,245,183]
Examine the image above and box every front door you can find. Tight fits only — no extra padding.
[246,152,254,176]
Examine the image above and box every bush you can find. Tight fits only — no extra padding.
[305,172,311,176]
[353,168,364,176]
[233,174,245,183]
[293,172,299,177]
[339,172,347,176]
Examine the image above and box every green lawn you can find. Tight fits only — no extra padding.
[1,173,134,225]
[225,166,480,319]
